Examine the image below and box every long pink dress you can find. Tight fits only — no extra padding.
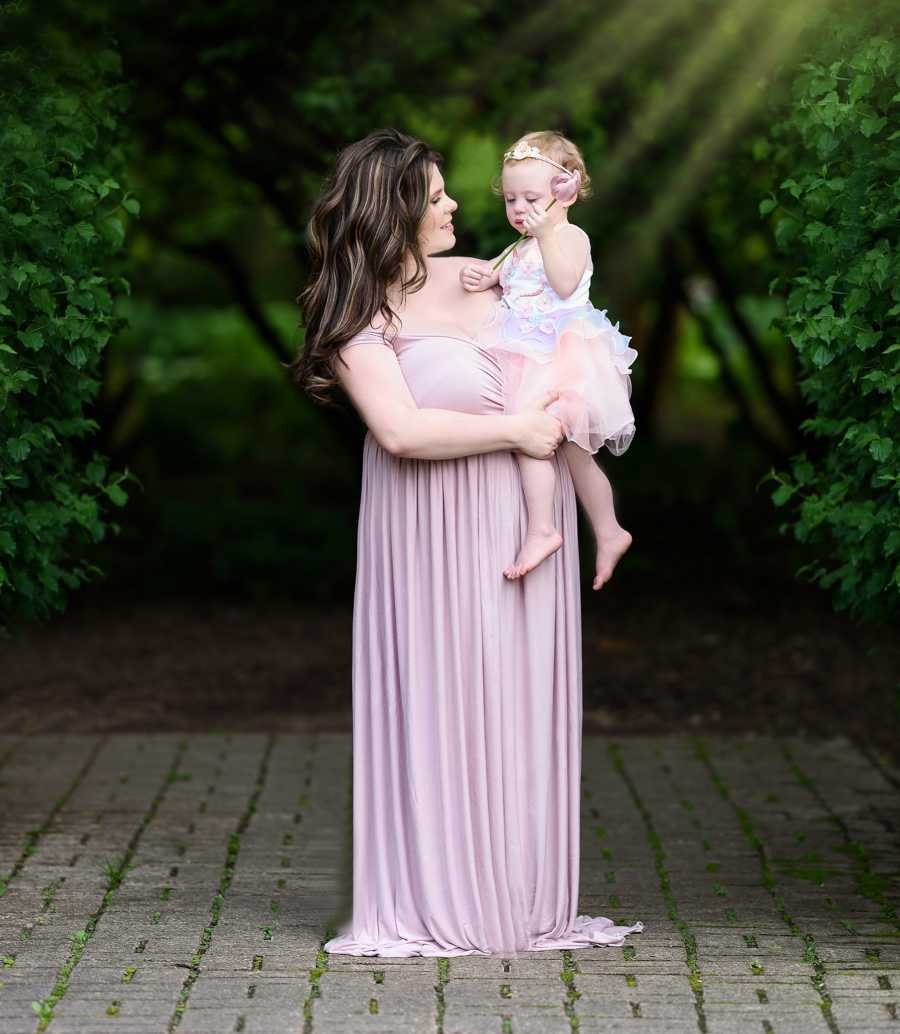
[323,318,644,958]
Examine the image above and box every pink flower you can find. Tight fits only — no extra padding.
[549,170,582,205]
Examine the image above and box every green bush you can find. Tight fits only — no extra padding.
[762,6,900,623]
[0,10,134,631]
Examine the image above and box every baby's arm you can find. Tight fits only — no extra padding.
[459,258,501,293]
[534,222,590,299]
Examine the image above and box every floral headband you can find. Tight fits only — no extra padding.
[502,142,571,173]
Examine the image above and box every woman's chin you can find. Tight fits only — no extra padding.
[428,233,456,255]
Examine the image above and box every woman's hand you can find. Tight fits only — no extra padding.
[460,261,500,292]
[515,389,566,458]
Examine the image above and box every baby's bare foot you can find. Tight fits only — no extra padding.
[504,528,563,580]
[592,528,633,590]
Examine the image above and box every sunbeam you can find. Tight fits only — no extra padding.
[589,0,775,204]
[470,0,624,90]
[514,0,700,126]
[612,0,831,276]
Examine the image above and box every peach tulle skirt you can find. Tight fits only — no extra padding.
[480,302,638,456]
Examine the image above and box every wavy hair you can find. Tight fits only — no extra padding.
[290,129,443,406]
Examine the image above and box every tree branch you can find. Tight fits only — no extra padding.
[674,276,788,462]
[181,240,290,365]
[180,239,365,462]
[632,235,681,437]
[687,216,801,447]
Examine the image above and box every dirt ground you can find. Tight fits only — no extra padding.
[1,579,897,765]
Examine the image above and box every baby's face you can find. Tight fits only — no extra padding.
[501,160,562,234]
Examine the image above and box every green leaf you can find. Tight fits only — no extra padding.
[7,438,31,462]
[85,460,107,484]
[848,74,874,103]
[29,288,54,316]
[859,115,887,138]
[98,177,121,197]
[869,438,893,462]
[774,216,800,248]
[772,484,794,507]
[793,461,815,485]
[17,330,44,351]
[105,483,128,506]
[98,215,125,248]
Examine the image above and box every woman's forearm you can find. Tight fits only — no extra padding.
[393,407,523,460]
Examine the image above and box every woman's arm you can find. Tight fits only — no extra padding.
[400,408,522,460]
[335,337,523,460]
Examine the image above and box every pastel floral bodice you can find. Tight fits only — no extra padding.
[499,237,593,333]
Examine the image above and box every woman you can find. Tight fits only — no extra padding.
[292,128,644,957]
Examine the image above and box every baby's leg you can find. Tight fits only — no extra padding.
[505,453,563,580]
[562,441,632,590]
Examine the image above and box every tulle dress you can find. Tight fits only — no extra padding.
[479,236,638,454]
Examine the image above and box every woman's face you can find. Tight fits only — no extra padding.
[418,164,458,255]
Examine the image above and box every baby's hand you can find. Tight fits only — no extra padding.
[460,261,497,292]
[523,203,553,240]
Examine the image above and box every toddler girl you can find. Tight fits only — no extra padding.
[460,130,638,587]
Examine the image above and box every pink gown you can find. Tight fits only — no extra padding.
[323,318,644,957]
[479,236,638,455]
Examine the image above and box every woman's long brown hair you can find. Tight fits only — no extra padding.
[290,129,443,406]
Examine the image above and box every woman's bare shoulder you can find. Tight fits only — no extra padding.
[427,255,498,298]
[427,254,476,277]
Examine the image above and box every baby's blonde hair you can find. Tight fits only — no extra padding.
[493,130,593,201]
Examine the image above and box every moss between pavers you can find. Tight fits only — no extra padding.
[691,736,840,1034]
[30,737,190,1032]
[608,742,709,1033]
